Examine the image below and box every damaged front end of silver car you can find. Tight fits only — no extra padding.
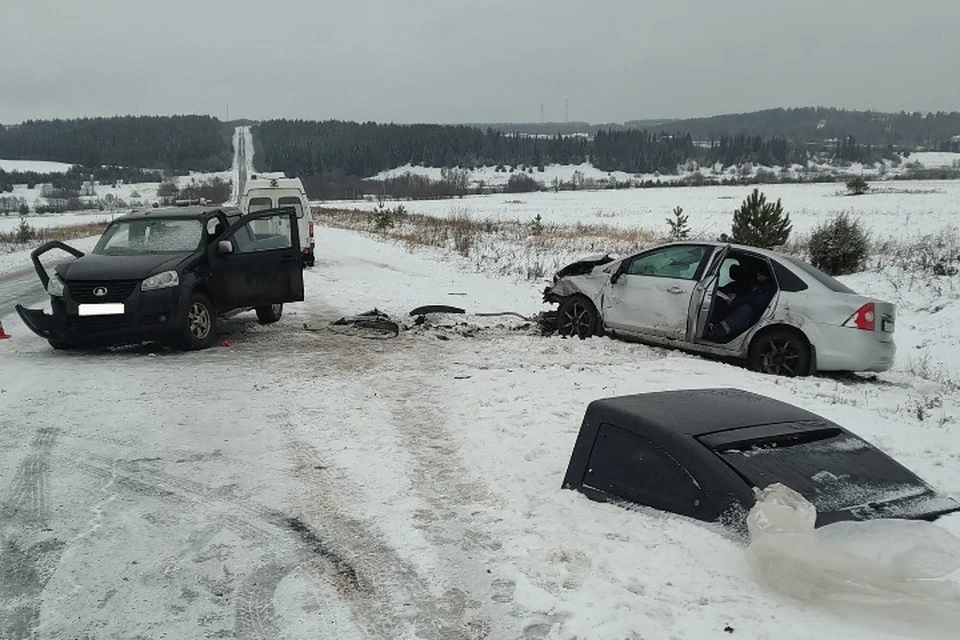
[539,254,616,335]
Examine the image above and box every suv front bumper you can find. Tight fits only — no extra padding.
[17,287,186,346]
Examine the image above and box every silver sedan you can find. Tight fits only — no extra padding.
[543,242,895,376]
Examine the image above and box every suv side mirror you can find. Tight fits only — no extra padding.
[217,240,234,256]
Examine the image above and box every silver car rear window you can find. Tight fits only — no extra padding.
[783,256,856,294]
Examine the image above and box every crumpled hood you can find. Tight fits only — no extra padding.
[56,253,189,281]
[553,254,617,280]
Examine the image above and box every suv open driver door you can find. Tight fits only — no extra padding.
[210,207,304,311]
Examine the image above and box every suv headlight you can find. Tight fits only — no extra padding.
[47,276,64,297]
[141,270,180,291]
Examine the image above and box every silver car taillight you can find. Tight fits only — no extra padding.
[843,302,875,331]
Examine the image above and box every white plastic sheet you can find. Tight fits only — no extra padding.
[747,483,960,637]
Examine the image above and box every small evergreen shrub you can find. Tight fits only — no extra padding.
[808,212,869,275]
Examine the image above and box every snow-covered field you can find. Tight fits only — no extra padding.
[0,211,116,235]
[1,221,958,639]
[320,178,960,241]
[909,151,960,168]
[0,158,75,173]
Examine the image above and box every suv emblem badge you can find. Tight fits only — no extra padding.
[93,286,108,297]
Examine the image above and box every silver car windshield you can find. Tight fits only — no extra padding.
[94,219,203,255]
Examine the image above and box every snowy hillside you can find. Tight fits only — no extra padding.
[369,152,960,191]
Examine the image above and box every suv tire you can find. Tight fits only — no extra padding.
[181,292,217,350]
[256,303,283,324]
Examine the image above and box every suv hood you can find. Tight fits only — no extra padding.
[56,253,190,281]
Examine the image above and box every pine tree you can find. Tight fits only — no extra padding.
[730,188,791,248]
[666,206,689,240]
[846,175,869,195]
[15,216,34,243]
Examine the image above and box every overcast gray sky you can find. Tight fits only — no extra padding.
[3,0,959,124]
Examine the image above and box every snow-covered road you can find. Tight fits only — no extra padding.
[1,227,958,639]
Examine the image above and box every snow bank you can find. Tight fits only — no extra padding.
[748,484,960,638]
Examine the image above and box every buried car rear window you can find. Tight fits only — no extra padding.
[710,427,933,514]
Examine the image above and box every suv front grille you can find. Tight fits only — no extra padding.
[68,280,139,303]
[66,314,132,334]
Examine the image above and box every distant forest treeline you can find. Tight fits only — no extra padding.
[0,115,233,172]
[2,108,958,193]
[474,107,960,150]
[252,119,893,180]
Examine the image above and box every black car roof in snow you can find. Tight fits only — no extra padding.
[116,206,241,221]
[588,388,826,438]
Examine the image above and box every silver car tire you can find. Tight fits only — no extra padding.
[557,295,599,340]
[748,329,811,377]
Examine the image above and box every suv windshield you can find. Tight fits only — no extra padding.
[94,218,204,255]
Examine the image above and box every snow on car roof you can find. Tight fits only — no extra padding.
[587,388,824,437]
[115,206,241,221]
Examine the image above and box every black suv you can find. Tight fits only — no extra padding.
[16,205,305,349]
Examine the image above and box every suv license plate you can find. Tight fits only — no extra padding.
[78,303,125,316]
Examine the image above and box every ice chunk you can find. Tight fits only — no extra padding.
[747,483,960,637]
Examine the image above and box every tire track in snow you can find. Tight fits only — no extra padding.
[47,453,300,640]
[273,405,526,640]
[384,380,545,639]
[234,562,288,640]
[53,449,414,639]
[0,427,64,640]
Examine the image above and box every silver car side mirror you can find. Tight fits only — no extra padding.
[217,240,234,255]
[610,263,627,284]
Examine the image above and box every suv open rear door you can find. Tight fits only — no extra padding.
[210,207,304,310]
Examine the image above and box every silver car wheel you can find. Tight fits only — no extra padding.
[759,338,803,376]
[560,300,593,338]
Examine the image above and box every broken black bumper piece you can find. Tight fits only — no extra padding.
[15,305,63,340]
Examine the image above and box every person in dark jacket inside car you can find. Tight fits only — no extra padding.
[707,263,777,341]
